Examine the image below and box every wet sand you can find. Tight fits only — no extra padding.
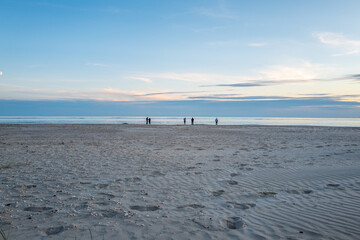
[0,124,360,239]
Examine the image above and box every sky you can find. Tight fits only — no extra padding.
[1,0,360,117]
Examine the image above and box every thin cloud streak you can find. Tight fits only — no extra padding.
[203,74,360,88]
[192,1,237,19]
[188,94,360,102]
[315,32,360,55]
[140,91,202,96]
[205,40,239,47]
[129,77,152,83]
[128,62,336,85]
[248,42,268,47]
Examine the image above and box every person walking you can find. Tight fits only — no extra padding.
[149,117,151,125]
[183,117,186,125]
[191,117,194,125]
[215,118,218,125]
[146,117,149,125]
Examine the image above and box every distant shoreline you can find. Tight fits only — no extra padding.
[0,116,359,127]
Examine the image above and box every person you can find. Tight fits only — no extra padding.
[146,117,149,125]
[191,117,194,125]
[183,117,186,125]
[149,117,151,125]
[215,118,218,125]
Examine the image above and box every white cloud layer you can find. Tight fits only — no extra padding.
[315,32,360,56]
[248,42,267,47]
[133,61,334,85]
[129,76,152,83]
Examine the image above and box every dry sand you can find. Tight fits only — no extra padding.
[0,124,360,239]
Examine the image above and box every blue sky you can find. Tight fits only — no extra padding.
[1,0,360,116]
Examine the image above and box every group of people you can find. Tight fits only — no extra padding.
[145,117,219,125]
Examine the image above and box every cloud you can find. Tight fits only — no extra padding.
[129,77,152,83]
[129,62,344,89]
[132,72,251,84]
[0,83,191,101]
[141,91,201,96]
[340,74,360,81]
[259,64,320,81]
[203,73,360,88]
[190,0,237,19]
[1,98,360,117]
[205,40,238,47]
[199,62,334,87]
[189,95,291,100]
[188,93,360,103]
[314,32,360,56]
[206,83,264,87]
[193,7,236,19]
[248,42,268,47]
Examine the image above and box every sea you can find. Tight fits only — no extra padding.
[0,116,359,127]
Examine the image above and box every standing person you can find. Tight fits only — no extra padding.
[215,118,218,125]
[183,117,186,125]
[146,117,149,125]
[149,117,151,125]
[191,117,194,125]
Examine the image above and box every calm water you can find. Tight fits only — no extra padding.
[0,116,359,127]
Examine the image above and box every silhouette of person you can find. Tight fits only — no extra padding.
[191,117,194,125]
[183,117,186,125]
[149,117,151,125]
[146,117,149,125]
[215,118,218,125]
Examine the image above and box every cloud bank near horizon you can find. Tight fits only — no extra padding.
[0,99,359,118]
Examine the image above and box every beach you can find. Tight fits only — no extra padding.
[0,124,359,239]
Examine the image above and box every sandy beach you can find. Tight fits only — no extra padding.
[0,124,359,239]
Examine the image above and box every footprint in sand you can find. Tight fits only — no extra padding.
[130,205,160,211]
[211,190,225,197]
[220,217,245,229]
[259,192,277,197]
[177,204,205,209]
[24,206,53,212]
[124,177,141,182]
[240,167,253,171]
[45,226,64,236]
[98,209,125,218]
[98,192,116,199]
[94,183,109,189]
[227,180,238,185]
[327,183,340,187]
[286,189,313,194]
[226,202,256,210]
[185,167,196,171]
[230,173,241,177]
[149,171,165,177]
